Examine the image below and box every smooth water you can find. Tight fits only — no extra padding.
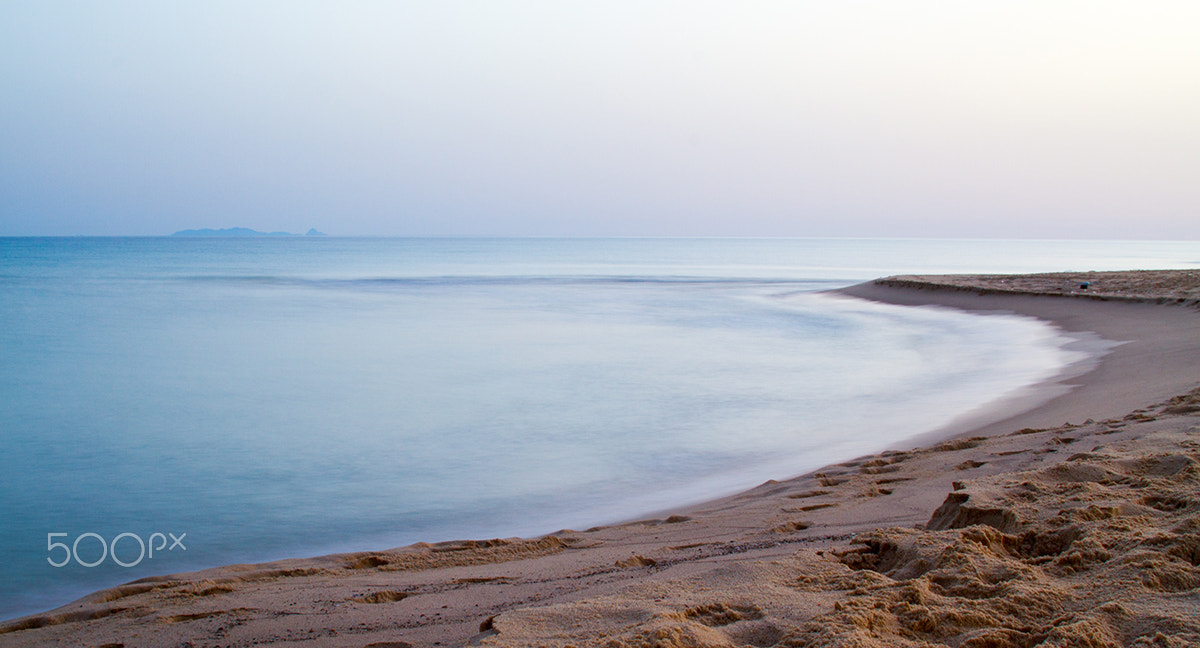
[1,237,1197,620]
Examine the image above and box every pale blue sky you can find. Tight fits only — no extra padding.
[2,1,1197,237]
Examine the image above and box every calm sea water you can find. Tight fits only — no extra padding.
[1,237,1198,619]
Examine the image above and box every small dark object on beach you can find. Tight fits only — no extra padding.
[1080,281,1091,289]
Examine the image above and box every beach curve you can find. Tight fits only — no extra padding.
[2,271,1198,648]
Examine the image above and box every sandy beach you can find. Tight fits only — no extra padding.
[3,271,1197,648]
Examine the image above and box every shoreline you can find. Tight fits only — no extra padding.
[838,276,1200,437]
[3,272,1198,647]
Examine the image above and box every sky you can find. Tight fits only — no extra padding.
[1,1,1198,238]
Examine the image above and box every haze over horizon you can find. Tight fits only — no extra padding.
[2,2,1198,239]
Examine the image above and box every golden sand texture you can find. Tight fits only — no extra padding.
[802,409,1200,647]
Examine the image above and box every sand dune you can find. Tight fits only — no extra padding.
[2,271,1197,648]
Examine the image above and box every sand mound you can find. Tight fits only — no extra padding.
[784,428,1200,648]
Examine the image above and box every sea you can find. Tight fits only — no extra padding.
[1,237,1198,620]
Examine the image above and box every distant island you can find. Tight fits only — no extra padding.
[171,227,327,237]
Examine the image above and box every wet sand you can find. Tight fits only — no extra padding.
[2,271,1198,648]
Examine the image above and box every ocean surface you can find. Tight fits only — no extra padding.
[2,237,1198,620]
